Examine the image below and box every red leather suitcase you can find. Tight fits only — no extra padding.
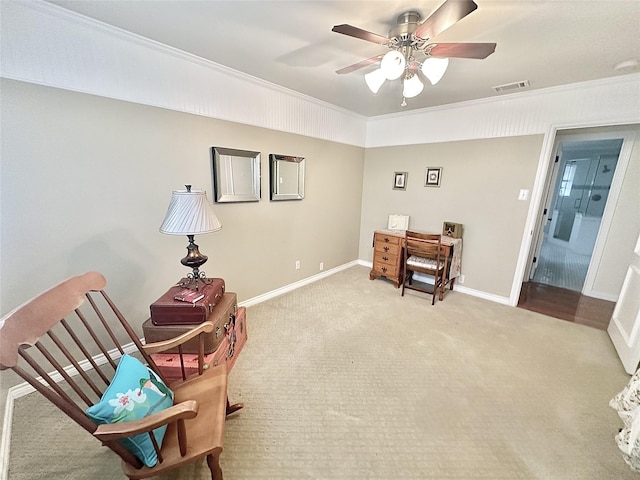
[143,292,237,354]
[150,278,225,325]
[151,306,247,384]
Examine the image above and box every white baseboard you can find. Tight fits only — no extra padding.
[239,261,359,308]
[453,284,512,305]
[582,289,619,303]
[0,390,15,480]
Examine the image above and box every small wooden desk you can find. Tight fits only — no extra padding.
[370,229,462,289]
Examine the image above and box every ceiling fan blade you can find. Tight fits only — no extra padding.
[414,0,478,40]
[331,24,390,45]
[425,42,496,59]
[336,55,384,74]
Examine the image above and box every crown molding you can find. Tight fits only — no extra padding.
[368,73,640,122]
[3,0,367,147]
[22,0,366,123]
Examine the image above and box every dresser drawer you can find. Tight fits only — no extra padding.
[371,261,397,277]
[374,236,401,257]
[373,250,399,268]
[374,232,402,247]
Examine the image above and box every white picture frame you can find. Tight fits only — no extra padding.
[388,214,409,230]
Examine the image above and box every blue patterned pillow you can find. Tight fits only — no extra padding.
[86,354,174,467]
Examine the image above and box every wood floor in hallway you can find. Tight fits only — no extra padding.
[518,281,615,331]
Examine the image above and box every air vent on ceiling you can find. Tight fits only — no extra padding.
[492,80,530,93]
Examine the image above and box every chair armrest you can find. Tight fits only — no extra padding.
[93,400,199,441]
[143,321,215,355]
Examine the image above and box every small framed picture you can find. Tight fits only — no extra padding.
[443,221,463,238]
[425,167,442,187]
[393,172,407,190]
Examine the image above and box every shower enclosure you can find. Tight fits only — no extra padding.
[550,152,619,253]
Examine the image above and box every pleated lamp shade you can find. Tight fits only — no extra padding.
[159,188,222,235]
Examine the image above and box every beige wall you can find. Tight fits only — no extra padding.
[359,136,544,298]
[0,78,365,321]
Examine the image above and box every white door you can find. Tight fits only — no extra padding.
[608,232,640,374]
[527,144,562,281]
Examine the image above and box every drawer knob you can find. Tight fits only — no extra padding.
[382,256,388,261]
[382,267,387,273]
[383,246,389,252]
[384,237,390,242]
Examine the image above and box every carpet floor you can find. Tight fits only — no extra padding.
[6,266,634,479]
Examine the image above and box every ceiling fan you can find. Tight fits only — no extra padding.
[332,0,496,106]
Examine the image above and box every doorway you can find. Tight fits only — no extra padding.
[531,138,623,292]
[518,125,636,328]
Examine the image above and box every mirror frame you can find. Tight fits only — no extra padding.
[211,146,261,203]
[269,154,305,201]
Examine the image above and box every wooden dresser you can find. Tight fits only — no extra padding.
[369,230,404,287]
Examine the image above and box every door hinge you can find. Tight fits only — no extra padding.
[555,155,559,163]
[533,256,537,263]
[543,208,547,215]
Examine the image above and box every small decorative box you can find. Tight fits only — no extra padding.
[442,222,463,238]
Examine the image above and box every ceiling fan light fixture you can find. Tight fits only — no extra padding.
[380,50,406,80]
[421,57,449,85]
[403,74,424,98]
[364,68,387,94]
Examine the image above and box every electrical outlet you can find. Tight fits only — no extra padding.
[518,189,529,201]
[295,260,300,270]
[458,275,465,284]
[320,262,324,271]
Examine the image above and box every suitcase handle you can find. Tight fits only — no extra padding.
[225,313,236,331]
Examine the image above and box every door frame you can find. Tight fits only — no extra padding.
[510,122,638,306]
[583,133,635,298]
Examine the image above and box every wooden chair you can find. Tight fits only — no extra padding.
[0,272,236,480]
[401,231,448,305]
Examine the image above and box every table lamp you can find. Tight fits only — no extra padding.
[159,185,222,290]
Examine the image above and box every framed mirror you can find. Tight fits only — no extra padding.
[269,154,305,201]
[211,146,261,203]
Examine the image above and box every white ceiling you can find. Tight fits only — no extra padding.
[46,0,640,117]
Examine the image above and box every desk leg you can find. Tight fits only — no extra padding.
[226,397,244,416]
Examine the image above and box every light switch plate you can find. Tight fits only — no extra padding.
[518,189,529,201]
